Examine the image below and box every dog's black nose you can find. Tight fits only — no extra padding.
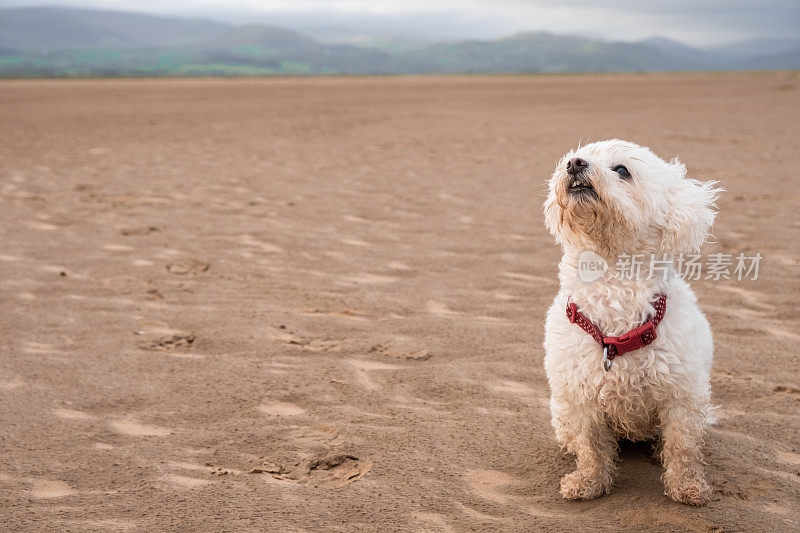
[566,157,588,175]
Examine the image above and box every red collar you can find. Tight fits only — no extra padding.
[566,293,667,371]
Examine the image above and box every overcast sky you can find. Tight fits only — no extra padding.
[1,0,799,46]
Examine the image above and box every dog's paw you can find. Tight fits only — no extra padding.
[559,470,611,500]
[665,479,711,506]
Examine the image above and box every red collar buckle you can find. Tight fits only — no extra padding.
[603,321,657,357]
[564,292,667,371]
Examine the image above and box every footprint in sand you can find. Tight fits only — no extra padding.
[136,332,196,352]
[119,225,161,236]
[370,342,431,361]
[110,418,171,437]
[258,402,307,416]
[273,329,345,352]
[29,480,78,498]
[135,323,197,353]
[146,288,164,301]
[167,461,241,477]
[773,385,800,397]
[166,259,210,275]
[251,452,371,489]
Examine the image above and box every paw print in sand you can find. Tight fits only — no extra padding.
[166,259,209,275]
[135,322,196,353]
[250,452,371,488]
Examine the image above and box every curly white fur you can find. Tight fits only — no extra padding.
[542,140,722,505]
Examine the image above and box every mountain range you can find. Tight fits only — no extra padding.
[1,6,798,77]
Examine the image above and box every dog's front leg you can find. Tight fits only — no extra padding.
[659,402,711,506]
[554,403,617,500]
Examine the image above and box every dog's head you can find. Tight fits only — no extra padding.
[544,139,722,257]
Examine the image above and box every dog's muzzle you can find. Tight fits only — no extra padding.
[567,173,596,196]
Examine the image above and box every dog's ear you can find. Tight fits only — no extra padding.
[660,160,723,254]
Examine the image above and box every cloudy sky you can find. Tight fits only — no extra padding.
[1,0,799,46]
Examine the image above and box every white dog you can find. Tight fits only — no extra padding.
[542,139,722,505]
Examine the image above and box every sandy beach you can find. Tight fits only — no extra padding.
[1,73,799,531]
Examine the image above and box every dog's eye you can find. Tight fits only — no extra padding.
[612,165,631,179]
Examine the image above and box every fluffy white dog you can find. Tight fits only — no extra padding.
[543,139,722,505]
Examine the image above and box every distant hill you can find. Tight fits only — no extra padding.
[708,38,800,60]
[0,7,230,50]
[397,32,704,73]
[204,24,318,51]
[637,37,719,67]
[0,7,797,77]
[190,25,396,75]
[733,47,800,70]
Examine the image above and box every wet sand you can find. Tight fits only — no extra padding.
[1,73,799,531]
